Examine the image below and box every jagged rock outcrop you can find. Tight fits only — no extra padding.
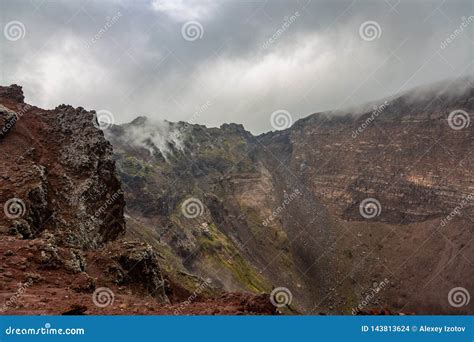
[0,85,125,248]
[107,241,169,302]
[0,104,18,140]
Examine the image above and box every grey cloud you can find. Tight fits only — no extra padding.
[0,0,472,133]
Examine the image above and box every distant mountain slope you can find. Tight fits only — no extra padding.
[107,77,473,314]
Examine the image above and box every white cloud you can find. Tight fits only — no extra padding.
[151,0,218,21]
[137,31,384,133]
[1,1,471,134]
[9,37,104,109]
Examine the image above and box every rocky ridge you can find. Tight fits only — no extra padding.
[0,84,275,315]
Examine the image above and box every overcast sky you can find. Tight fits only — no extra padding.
[1,0,473,133]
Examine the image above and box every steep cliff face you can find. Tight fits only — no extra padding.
[107,78,473,314]
[105,121,300,298]
[0,85,125,248]
[273,80,473,224]
[257,78,474,314]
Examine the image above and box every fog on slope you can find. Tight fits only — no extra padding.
[106,76,473,152]
[104,117,188,161]
[332,76,474,118]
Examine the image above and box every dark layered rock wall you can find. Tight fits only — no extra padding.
[262,80,474,224]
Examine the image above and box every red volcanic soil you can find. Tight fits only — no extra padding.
[0,235,275,315]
